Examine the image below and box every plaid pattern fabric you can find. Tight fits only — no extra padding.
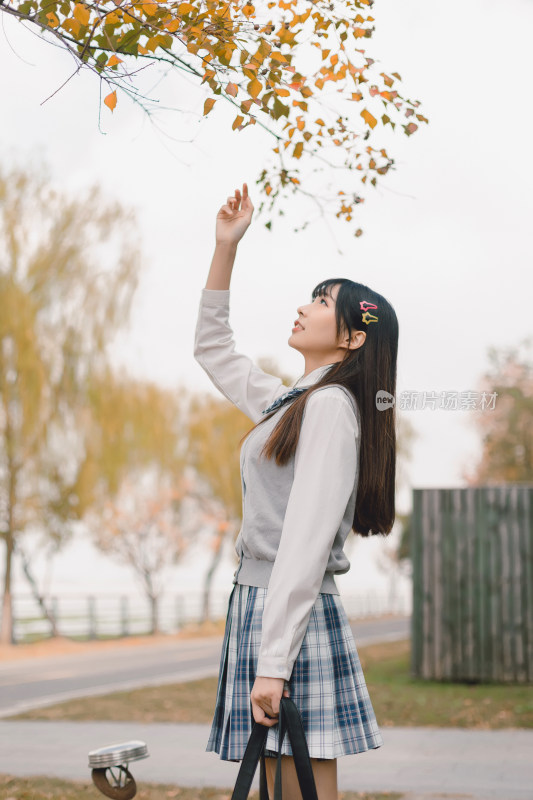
[205,583,384,762]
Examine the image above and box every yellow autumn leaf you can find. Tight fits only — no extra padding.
[164,18,180,32]
[248,78,262,99]
[293,141,303,159]
[361,108,377,128]
[203,97,216,115]
[138,44,149,55]
[46,11,60,27]
[143,3,158,15]
[145,36,159,52]
[271,52,288,63]
[107,55,123,67]
[232,115,244,130]
[73,3,90,26]
[61,17,81,36]
[104,91,117,112]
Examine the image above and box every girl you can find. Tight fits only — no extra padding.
[193,182,398,800]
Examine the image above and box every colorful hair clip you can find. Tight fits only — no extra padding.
[360,300,378,324]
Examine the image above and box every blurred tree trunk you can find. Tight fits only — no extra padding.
[201,519,233,624]
[90,462,192,637]
[14,541,59,637]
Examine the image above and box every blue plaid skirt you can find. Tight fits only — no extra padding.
[206,583,384,761]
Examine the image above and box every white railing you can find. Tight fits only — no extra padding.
[4,588,411,644]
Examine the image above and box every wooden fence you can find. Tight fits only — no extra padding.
[411,485,533,683]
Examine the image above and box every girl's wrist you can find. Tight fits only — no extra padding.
[215,240,239,250]
[205,242,238,290]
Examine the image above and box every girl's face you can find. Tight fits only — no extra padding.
[289,283,355,360]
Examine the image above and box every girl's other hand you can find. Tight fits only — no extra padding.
[251,675,290,727]
[215,182,254,246]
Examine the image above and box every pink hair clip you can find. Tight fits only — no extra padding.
[360,300,378,325]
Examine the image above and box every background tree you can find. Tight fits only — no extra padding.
[187,392,254,623]
[465,337,533,484]
[395,337,533,568]
[187,357,294,621]
[2,0,428,235]
[83,368,191,634]
[0,160,140,645]
[91,468,191,635]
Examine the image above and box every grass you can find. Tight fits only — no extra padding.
[363,640,533,728]
[0,774,402,800]
[9,640,533,729]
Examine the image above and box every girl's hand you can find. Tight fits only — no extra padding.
[215,183,254,246]
[251,675,290,727]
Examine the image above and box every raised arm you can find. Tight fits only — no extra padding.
[205,183,252,292]
[194,183,289,422]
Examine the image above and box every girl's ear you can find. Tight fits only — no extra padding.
[345,329,366,350]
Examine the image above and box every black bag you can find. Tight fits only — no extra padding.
[231,696,319,800]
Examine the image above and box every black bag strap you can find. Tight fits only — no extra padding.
[231,719,268,800]
[231,697,319,800]
[272,698,319,800]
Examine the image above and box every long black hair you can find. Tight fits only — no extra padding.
[240,278,399,536]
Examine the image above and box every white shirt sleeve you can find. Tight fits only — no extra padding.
[255,388,359,681]
[193,288,289,423]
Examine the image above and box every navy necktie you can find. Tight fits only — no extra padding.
[262,387,308,416]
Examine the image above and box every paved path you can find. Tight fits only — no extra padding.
[4,618,526,800]
[0,720,531,800]
[0,617,410,718]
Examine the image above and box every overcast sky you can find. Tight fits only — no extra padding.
[2,0,532,510]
